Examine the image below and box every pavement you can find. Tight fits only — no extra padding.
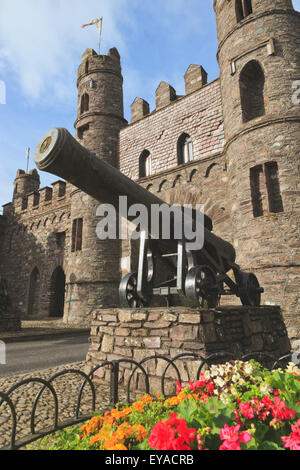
[0,318,91,343]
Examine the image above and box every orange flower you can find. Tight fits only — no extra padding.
[132,401,144,413]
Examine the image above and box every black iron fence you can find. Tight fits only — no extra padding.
[0,351,294,450]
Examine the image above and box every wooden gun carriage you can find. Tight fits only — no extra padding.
[34,128,263,309]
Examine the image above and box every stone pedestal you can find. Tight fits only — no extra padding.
[86,306,291,393]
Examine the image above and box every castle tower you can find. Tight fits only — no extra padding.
[64,47,127,323]
[213,0,300,340]
[13,169,40,200]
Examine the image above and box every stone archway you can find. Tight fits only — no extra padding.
[49,266,66,318]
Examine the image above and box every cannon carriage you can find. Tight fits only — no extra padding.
[34,128,263,309]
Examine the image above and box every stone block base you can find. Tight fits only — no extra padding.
[86,306,291,393]
[0,311,21,332]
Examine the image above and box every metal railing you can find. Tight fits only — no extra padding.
[0,351,293,450]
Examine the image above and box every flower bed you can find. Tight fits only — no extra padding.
[29,360,300,451]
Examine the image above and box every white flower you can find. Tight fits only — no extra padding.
[215,377,225,388]
[231,387,238,396]
[210,365,219,377]
[286,362,300,375]
[260,383,272,395]
[244,364,254,375]
[220,394,231,405]
[232,374,240,383]
[204,370,211,380]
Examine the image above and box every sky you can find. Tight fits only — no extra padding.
[0,0,299,209]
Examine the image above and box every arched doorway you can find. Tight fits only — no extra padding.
[49,266,66,318]
[28,267,40,316]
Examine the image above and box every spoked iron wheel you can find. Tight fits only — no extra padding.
[185,265,219,308]
[238,272,263,307]
[119,273,148,308]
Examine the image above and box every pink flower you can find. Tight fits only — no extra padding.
[281,419,300,450]
[219,424,251,451]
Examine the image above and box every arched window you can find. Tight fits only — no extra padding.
[80,93,89,114]
[28,267,40,316]
[178,134,194,164]
[236,0,252,22]
[239,60,265,123]
[139,150,152,178]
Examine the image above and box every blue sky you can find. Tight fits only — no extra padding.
[0,0,299,209]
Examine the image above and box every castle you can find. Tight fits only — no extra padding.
[0,0,299,343]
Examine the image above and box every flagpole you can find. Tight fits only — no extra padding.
[26,148,30,173]
[98,17,103,55]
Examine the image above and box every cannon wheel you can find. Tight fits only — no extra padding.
[238,272,262,307]
[119,273,148,308]
[185,265,219,308]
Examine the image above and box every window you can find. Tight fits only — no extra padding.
[77,123,89,140]
[265,162,284,214]
[178,134,194,164]
[240,61,265,123]
[80,93,89,114]
[139,150,152,178]
[250,162,283,217]
[56,231,66,249]
[236,0,253,22]
[72,218,83,252]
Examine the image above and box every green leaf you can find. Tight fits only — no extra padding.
[260,441,284,451]
[176,398,198,424]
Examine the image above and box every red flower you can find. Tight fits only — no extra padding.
[271,397,296,421]
[219,424,251,451]
[148,413,196,451]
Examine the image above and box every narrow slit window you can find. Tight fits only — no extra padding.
[250,165,264,218]
[139,150,152,178]
[236,0,252,22]
[250,162,283,217]
[72,218,83,252]
[265,162,284,214]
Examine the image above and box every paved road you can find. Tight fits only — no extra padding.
[0,335,90,378]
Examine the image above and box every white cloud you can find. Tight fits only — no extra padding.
[0,0,131,107]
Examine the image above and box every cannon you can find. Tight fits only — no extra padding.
[34,128,263,309]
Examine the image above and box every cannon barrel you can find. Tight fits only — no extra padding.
[34,128,236,265]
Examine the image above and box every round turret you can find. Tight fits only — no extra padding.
[214,0,300,338]
[13,169,40,200]
[65,47,127,323]
[74,47,126,166]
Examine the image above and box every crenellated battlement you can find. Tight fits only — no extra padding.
[130,64,209,123]
[7,170,71,216]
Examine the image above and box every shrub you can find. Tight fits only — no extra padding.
[28,361,300,451]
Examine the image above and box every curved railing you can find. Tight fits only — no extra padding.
[0,351,293,450]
